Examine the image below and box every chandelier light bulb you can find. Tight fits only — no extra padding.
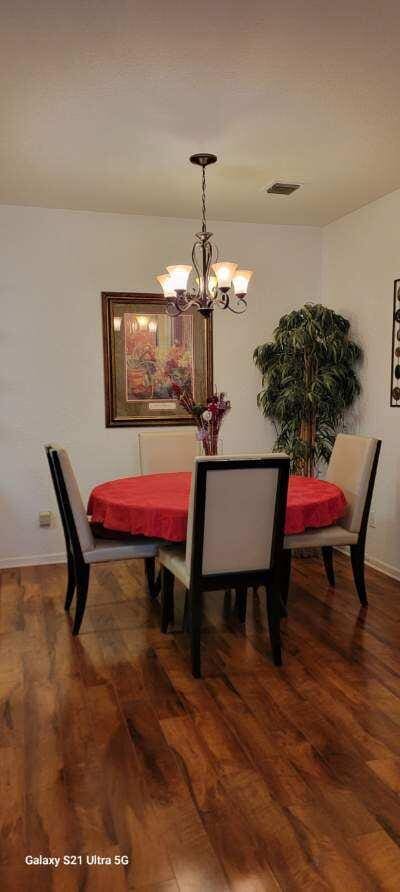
[232,269,253,296]
[113,316,122,332]
[195,274,218,295]
[208,274,217,294]
[211,262,238,290]
[166,265,192,292]
[137,315,149,330]
[148,319,158,333]
[156,274,176,298]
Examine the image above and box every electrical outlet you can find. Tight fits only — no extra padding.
[39,511,52,527]
[369,510,376,528]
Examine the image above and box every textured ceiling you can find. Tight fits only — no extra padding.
[2,0,400,225]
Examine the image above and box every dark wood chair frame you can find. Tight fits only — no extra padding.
[45,445,76,611]
[161,456,290,677]
[281,439,382,608]
[46,446,158,633]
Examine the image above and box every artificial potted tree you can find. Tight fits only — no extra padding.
[254,303,362,475]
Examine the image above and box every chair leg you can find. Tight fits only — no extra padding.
[281,549,292,607]
[322,546,335,586]
[64,548,76,611]
[350,542,368,606]
[145,557,160,599]
[73,562,90,635]
[182,589,192,632]
[190,587,203,679]
[266,575,282,666]
[161,567,175,633]
[223,589,232,621]
[234,586,248,624]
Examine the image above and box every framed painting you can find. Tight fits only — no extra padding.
[102,292,213,426]
[391,279,400,407]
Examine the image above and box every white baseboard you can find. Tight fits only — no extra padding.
[0,552,66,569]
[1,548,399,582]
[364,554,400,582]
[335,547,400,582]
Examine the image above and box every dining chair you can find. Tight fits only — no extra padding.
[45,445,76,611]
[138,429,200,475]
[158,453,290,677]
[48,446,163,635]
[138,428,200,599]
[282,434,381,606]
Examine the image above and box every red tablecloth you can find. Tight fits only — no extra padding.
[88,472,346,542]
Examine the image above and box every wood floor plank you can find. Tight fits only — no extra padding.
[367,757,400,795]
[86,683,176,889]
[205,676,314,806]
[353,830,400,891]
[1,554,400,891]
[121,699,229,891]
[278,655,400,761]
[0,746,25,868]
[161,714,279,890]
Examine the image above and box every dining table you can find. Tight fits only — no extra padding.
[88,472,347,542]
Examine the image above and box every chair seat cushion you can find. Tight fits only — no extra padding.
[284,524,358,550]
[158,544,189,588]
[84,536,161,564]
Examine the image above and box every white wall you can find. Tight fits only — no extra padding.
[322,189,400,578]
[1,205,321,566]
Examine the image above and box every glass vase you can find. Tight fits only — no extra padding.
[197,434,223,456]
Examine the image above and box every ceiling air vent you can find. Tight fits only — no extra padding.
[265,182,301,196]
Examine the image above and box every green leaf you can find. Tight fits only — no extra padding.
[253,302,362,472]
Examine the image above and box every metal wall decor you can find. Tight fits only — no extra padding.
[391,279,400,406]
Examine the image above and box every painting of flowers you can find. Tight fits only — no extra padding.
[124,313,193,401]
[102,293,213,427]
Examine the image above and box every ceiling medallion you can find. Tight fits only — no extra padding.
[156,154,253,317]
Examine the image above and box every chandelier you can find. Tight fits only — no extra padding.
[156,153,253,317]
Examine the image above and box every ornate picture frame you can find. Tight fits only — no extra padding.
[102,292,213,427]
[391,279,400,407]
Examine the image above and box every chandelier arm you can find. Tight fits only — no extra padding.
[191,240,202,299]
[182,295,210,312]
[204,238,213,294]
[227,297,248,314]
[176,292,192,311]
[214,291,230,309]
[192,235,215,304]
[165,300,184,317]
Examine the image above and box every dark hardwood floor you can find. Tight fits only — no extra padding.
[1,552,400,891]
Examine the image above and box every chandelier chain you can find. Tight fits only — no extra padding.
[201,166,207,233]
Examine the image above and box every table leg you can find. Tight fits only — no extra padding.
[145,557,161,599]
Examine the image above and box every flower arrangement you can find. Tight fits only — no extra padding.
[172,384,231,455]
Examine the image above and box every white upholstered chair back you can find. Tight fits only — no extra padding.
[138,429,199,475]
[186,454,288,581]
[56,448,95,553]
[326,434,379,533]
